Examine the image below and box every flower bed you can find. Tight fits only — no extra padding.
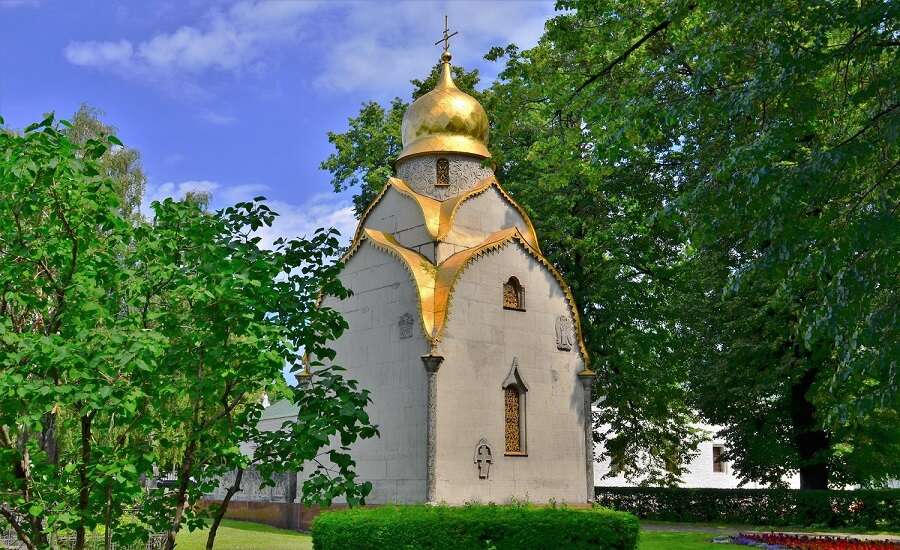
[732,532,900,550]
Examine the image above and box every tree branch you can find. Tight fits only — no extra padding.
[569,4,696,101]
[0,504,36,550]
[835,102,899,149]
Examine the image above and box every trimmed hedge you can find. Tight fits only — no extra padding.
[595,486,900,530]
[311,504,639,549]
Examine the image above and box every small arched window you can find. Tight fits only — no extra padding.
[436,158,450,187]
[502,276,525,311]
[503,359,528,455]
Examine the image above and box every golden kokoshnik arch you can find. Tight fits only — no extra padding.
[352,176,541,253]
[345,226,592,373]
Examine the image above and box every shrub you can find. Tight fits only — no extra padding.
[595,487,900,530]
[311,504,639,549]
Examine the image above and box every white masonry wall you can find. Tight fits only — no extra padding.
[361,188,435,261]
[437,187,531,263]
[318,243,431,504]
[433,242,588,504]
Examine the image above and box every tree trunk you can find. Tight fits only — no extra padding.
[165,439,197,550]
[4,426,48,548]
[75,414,93,550]
[0,505,37,550]
[790,368,830,489]
[40,411,59,466]
[104,483,113,550]
[205,467,243,550]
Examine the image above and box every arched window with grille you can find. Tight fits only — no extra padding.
[436,158,450,186]
[502,276,525,311]
[502,359,528,455]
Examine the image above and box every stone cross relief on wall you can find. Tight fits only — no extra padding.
[556,315,575,351]
[398,312,414,339]
[474,439,493,479]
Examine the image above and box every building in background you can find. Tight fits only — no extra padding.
[593,421,800,489]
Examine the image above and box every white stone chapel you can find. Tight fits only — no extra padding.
[309,43,595,505]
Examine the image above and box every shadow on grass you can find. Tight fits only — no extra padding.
[216,519,307,537]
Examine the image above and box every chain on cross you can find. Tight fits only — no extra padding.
[434,15,459,54]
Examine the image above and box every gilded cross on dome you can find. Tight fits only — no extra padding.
[434,15,458,59]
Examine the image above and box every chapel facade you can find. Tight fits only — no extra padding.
[314,46,595,505]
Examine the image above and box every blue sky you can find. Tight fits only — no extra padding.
[0,0,555,244]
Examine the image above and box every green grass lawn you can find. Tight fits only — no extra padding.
[175,520,312,550]
[639,531,737,549]
[175,519,742,549]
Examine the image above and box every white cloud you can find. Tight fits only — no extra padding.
[216,183,270,204]
[313,1,556,94]
[142,180,356,249]
[257,194,357,249]
[142,179,219,217]
[64,40,134,66]
[163,153,185,165]
[199,111,237,126]
[63,1,555,98]
[63,1,320,83]
[0,0,40,7]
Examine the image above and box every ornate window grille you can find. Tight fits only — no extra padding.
[502,359,528,455]
[502,276,525,311]
[504,387,521,453]
[436,158,450,186]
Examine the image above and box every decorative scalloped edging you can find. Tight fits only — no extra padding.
[435,228,592,373]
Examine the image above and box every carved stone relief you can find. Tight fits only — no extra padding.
[398,312,414,339]
[473,438,494,479]
[555,315,575,351]
[395,154,493,200]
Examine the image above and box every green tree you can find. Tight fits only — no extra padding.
[0,113,162,549]
[489,0,899,488]
[137,198,377,550]
[65,104,146,221]
[319,0,899,488]
[0,114,376,550]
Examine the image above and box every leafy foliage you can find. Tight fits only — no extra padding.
[311,504,639,550]
[0,114,376,550]
[64,104,146,221]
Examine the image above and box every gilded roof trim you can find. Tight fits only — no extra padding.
[336,226,590,371]
[331,174,589,373]
[354,176,542,253]
[362,228,438,343]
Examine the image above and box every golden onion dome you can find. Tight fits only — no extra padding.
[398,52,490,161]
